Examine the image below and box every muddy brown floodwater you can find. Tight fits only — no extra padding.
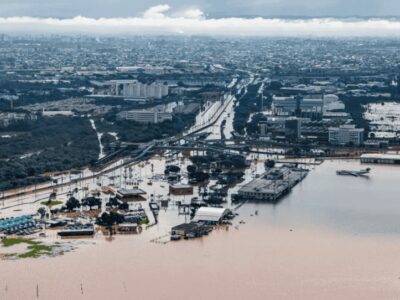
[2,160,400,299]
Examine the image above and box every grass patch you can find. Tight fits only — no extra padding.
[18,244,54,258]
[1,238,55,259]
[40,200,63,207]
[1,237,39,247]
[139,217,150,225]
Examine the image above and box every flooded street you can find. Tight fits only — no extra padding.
[1,78,399,300]
[2,160,400,299]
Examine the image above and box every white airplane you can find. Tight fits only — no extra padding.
[336,168,371,177]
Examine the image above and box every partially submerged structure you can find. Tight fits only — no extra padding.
[238,166,309,202]
[171,222,211,239]
[117,223,142,234]
[171,207,234,240]
[116,188,146,201]
[169,184,193,195]
[192,207,233,224]
[360,153,400,165]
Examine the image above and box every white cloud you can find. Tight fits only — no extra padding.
[143,4,171,19]
[1,5,400,36]
[179,8,204,19]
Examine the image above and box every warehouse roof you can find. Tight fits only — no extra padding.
[192,207,231,223]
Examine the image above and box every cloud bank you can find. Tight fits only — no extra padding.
[1,5,400,36]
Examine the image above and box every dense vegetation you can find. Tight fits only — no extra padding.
[0,80,89,107]
[233,83,262,134]
[0,116,98,191]
[246,113,267,136]
[100,133,117,154]
[97,113,196,143]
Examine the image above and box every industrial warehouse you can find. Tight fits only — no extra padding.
[170,207,235,240]
[237,166,309,202]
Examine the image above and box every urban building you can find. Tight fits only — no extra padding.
[328,125,364,146]
[171,222,211,238]
[118,109,173,124]
[272,95,323,119]
[0,112,37,127]
[285,118,302,141]
[192,207,233,224]
[169,184,194,195]
[116,188,146,201]
[360,153,400,165]
[112,80,168,99]
[238,166,309,202]
[260,117,304,141]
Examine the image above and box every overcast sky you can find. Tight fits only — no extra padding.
[1,2,400,36]
[1,0,400,18]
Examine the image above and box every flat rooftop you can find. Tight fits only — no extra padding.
[239,178,288,195]
[361,153,400,160]
[117,188,146,196]
[239,167,307,195]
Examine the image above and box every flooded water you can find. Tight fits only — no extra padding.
[2,159,400,299]
[364,102,400,138]
[89,119,105,160]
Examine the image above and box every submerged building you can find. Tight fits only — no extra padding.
[360,153,400,165]
[192,207,233,224]
[238,166,309,202]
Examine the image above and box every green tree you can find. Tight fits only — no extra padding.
[65,196,81,211]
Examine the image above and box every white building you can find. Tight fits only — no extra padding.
[113,80,168,99]
[360,153,400,165]
[272,95,323,118]
[118,109,172,124]
[192,207,232,224]
[272,96,298,114]
[329,125,364,146]
[0,112,37,126]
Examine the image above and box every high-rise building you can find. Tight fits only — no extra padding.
[328,125,364,146]
[285,118,302,141]
[113,80,168,99]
